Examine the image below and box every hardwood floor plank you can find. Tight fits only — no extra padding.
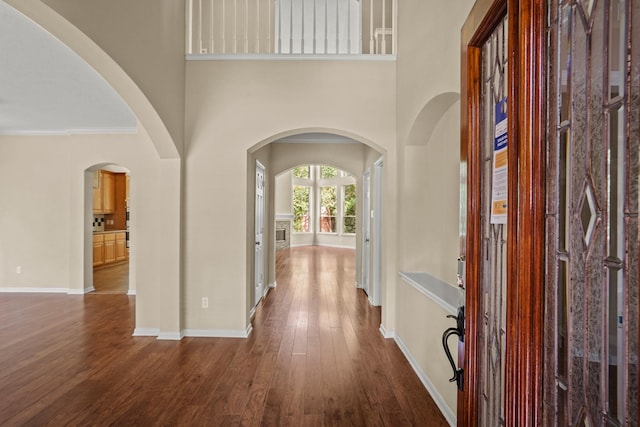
[0,246,449,426]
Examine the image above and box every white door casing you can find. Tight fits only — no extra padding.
[255,161,266,307]
[362,169,371,297]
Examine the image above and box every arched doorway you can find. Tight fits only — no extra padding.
[247,131,384,317]
[85,163,134,295]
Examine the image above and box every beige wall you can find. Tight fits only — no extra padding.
[394,0,474,421]
[184,59,395,333]
[0,132,182,337]
[1,0,478,420]
[275,172,292,214]
[402,102,461,283]
[41,0,186,155]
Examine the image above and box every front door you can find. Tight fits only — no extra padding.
[461,6,512,425]
[255,161,266,307]
[460,0,638,425]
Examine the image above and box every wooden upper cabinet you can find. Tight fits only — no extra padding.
[93,170,115,214]
[101,172,115,214]
[93,171,103,213]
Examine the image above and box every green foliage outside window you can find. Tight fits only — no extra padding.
[320,166,337,179]
[293,186,310,232]
[343,184,356,233]
[320,186,337,232]
[293,166,310,179]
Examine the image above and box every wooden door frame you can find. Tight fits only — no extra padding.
[460,0,546,425]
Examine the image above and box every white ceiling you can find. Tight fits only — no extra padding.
[0,1,137,135]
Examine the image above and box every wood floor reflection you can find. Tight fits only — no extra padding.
[93,262,129,294]
[0,246,448,426]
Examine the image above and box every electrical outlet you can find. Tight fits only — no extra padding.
[16,266,21,274]
[202,297,208,308]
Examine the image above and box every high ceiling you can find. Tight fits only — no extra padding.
[0,1,136,135]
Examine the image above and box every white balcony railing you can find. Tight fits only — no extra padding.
[186,0,394,56]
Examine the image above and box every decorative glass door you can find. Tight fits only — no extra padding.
[477,14,509,426]
[545,0,639,425]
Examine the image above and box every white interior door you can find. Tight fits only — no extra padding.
[255,161,265,307]
[361,170,371,296]
[371,158,383,306]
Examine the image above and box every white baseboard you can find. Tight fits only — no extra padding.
[290,243,356,250]
[132,328,160,337]
[268,281,277,289]
[127,289,136,296]
[67,287,94,295]
[393,335,456,427]
[355,282,363,289]
[379,324,394,339]
[182,328,251,338]
[157,331,183,341]
[0,287,69,293]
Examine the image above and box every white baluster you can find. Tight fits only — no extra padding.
[324,0,328,54]
[222,0,226,53]
[234,0,238,54]
[335,0,339,53]
[358,0,362,54]
[245,0,249,53]
[186,0,193,54]
[210,0,215,53]
[313,0,316,54]
[198,0,203,53]
[369,0,374,54]
[301,0,305,53]
[268,0,272,53]
[277,0,282,53]
[256,0,260,53]
[289,0,293,53]
[347,0,351,54]
[381,0,385,54]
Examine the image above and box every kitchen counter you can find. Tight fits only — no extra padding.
[93,230,127,234]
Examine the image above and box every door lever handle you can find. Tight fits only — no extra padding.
[441,306,465,390]
[442,327,464,390]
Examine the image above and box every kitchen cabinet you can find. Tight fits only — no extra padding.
[93,172,102,213]
[93,234,104,267]
[103,233,116,264]
[93,232,127,268]
[93,170,115,214]
[115,233,127,262]
[102,172,115,214]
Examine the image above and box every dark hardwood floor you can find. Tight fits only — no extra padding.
[0,246,448,426]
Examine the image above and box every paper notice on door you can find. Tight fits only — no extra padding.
[491,98,508,224]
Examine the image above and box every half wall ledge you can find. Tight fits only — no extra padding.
[399,272,459,315]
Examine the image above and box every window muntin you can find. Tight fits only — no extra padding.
[290,165,356,235]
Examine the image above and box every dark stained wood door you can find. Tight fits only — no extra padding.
[460,0,546,425]
[461,0,638,426]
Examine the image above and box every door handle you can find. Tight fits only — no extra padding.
[442,327,463,390]
[442,306,464,390]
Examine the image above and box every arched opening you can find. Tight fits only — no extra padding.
[247,131,384,318]
[84,163,134,296]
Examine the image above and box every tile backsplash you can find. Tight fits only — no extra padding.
[93,215,105,232]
